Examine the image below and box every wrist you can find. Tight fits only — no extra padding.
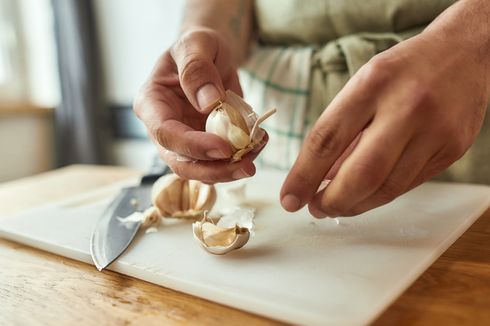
[179,0,253,66]
[422,0,490,96]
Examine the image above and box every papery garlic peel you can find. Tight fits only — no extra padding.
[151,174,216,218]
[205,90,276,162]
[192,215,250,255]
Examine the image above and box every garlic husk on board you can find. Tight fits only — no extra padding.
[192,212,251,255]
[205,90,276,162]
[151,174,216,219]
[117,206,162,230]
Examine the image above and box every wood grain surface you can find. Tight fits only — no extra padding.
[0,165,489,326]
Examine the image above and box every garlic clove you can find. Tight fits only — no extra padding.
[226,123,250,150]
[205,90,276,162]
[188,179,200,210]
[193,182,217,212]
[192,218,250,255]
[180,179,190,213]
[205,108,233,144]
[201,222,237,247]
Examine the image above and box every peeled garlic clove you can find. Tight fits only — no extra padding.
[192,218,250,255]
[205,90,276,162]
[151,174,217,219]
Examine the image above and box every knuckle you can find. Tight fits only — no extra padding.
[154,124,169,148]
[402,87,437,120]
[377,178,406,202]
[350,160,384,187]
[180,56,211,86]
[307,126,342,158]
[445,138,469,162]
[357,54,393,89]
[321,200,348,216]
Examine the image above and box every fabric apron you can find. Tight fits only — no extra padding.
[239,0,490,184]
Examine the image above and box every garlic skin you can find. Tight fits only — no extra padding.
[117,206,161,228]
[192,208,255,255]
[151,174,216,218]
[205,90,276,162]
[192,217,250,255]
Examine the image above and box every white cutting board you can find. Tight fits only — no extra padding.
[0,170,489,326]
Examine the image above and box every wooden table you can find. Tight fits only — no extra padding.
[1,165,489,325]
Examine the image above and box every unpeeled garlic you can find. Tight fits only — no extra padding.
[151,174,216,218]
[205,90,276,162]
[192,213,251,255]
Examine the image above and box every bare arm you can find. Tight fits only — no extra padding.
[424,0,490,93]
[180,0,254,65]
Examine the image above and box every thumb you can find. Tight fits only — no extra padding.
[171,30,228,113]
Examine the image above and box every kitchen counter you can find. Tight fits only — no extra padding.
[1,165,489,325]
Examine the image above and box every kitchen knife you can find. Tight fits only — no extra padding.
[90,163,171,271]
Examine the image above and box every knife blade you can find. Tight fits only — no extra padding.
[90,166,171,271]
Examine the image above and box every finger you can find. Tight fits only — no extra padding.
[157,119,233,160]
[134,85,233,160]
[163,150,255,184]
[280,77,376,212]
[325,132,363,180]
[171,30,231,113]
[308,116,414,218]
[160,133,268,184]
[406,143,460,191]
[343,137,438,216]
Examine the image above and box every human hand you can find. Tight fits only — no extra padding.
[281,33,489,218]
[134,28,265,183]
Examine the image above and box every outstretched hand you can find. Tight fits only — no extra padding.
[281,33,489,218]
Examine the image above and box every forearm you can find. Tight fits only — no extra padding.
[180,0,254,66]
[423,0,490,95]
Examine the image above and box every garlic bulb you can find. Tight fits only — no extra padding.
[192,214,250,255]
[151,174,216,218]
[205,90,276,162]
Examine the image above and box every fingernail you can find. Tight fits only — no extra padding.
[309,206,328,219]
[196,83,221,111]
[206,149,228,159]
[281,194,301,212]
[232,168,251,180]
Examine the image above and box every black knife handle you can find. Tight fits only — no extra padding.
[140,157,172,185]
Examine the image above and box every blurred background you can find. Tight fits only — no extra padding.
[0,0,184,182]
